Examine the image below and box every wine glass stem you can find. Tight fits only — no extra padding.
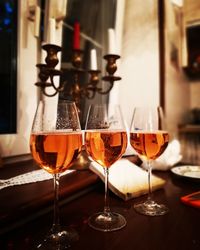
[104,168,111,215]
[147,160,152,202]
[52,173,60,232]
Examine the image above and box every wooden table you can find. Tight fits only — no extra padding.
[0,158,200,250]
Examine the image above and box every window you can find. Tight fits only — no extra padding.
[0,0,17,134]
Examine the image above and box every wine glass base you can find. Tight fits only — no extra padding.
[134,200,169,216]
[88,212,126,232]
[37,227,79,249]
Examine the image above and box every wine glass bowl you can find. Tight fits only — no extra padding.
[130,106,169,216]
[30,100,82,249]
[85,104,127,232]
[85,130,127,167]
[130,131,169,162]
[30,132,82,174]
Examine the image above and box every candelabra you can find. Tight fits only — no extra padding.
[35,43,121,170]
[35,44,121,170]
[35,44,121,106]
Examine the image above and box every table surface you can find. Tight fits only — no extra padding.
[0,158,200,250]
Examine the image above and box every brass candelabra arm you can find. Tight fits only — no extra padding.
[84,70,101,99]
[97,79,114,95]
[100,54,121,94]
[49,69,64,91]
[36,63,50,82]
[35,82,58,97]
[35,63,64,97]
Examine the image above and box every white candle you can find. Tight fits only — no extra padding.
[90,49,97,70]
[47,18,56,44]
[34,6,41,38]
[108,28,116,54]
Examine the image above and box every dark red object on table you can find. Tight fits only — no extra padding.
[181,190,200,208]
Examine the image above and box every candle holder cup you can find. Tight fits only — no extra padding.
[43,44,61,68]
[72,49,83,68]
[101,54,121,94]
[35,44,64,97]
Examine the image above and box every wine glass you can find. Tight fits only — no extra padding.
[30,99,82,249]
[130,106,169,216]
[85,104,127,232]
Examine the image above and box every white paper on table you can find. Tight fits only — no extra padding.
[89,158,165,201]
